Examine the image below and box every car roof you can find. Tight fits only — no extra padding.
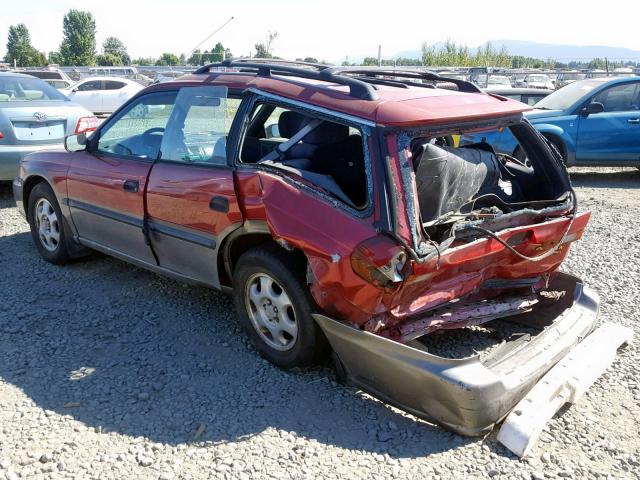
[150,71,531,127]
[75,76,134,83]
[485,88,554,95]
[0,71,44,79]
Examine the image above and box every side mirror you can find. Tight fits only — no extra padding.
[71,88,79,93]
[64,133,87,152]
[581,102,604,117]
[265,123,280,138]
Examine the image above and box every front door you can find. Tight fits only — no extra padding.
[67,90,177,264]
[576,81,640,162]
[145,87,244,287]
[71,79,104,113]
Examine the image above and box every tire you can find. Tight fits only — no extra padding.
[232,244,329,369]
[27,182,72,265]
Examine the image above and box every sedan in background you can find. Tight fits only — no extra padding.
[524,73,555,90]
[153,71,187,84]
[484,87,554,106]
[0,72,97,180]
[61,77,143,114]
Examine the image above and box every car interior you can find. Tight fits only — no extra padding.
[240,103,367,209]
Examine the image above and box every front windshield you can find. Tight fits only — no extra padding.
[527,75,549,82]
[562,73,585,81]
[535,79,603,111]
[0,75,68,102]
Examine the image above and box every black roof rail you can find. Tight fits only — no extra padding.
[194,59,378,100]
[193,60,482,99]
[325,67,482,93]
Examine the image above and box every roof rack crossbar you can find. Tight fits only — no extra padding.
[325,67,482,93]
[194,59,378,100]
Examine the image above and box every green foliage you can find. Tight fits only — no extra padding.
[155,52,180,66]
[102,36,130,65]
[254,43,272,59]
[48,51,64,65]
[96,53,124,66]
[4,23,47,67]
[59,10,96,66]
[131,57,155,66]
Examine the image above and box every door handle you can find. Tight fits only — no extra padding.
[123,179,139,192]
[628,118,640,124]
[209,196,229,213]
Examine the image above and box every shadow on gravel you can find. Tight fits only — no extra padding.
[0,182,16,209]
[569,167,640,189]
[0,229,471,459]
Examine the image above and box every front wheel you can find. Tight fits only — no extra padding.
[232,245,328,369]
[27,182,72,265]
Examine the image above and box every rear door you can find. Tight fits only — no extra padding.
[145,86,243,288]
[576,81,640,162]
[103,80,129,113]
[67,90,177,264]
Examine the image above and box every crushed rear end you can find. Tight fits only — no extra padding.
[312,116,632,454]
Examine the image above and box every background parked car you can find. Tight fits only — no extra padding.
[44,79,73,90]
[461,77,640,166]
[555,71,586,89]
[19,68,73,84]
[61,77,143,114]
[483,87,553,106]
[524,73,555,90]
[153,71,187,84]
[485,75,513,88]
[0,72,97,180]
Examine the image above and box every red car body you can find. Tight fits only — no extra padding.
[14,62,613,445]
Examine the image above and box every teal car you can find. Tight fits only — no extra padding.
[461,77,640,166]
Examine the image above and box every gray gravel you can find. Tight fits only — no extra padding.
[1,167,639,480]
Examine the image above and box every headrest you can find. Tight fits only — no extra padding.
[278,110,349,144]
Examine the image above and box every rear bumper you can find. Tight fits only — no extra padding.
[0,144,63,181]
[313,273,600,436]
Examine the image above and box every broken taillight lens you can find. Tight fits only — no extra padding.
[351,235,408,289]
[75,116,99,134]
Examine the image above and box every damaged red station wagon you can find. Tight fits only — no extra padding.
[13,59,631,456]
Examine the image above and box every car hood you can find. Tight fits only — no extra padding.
[524,109,565,120]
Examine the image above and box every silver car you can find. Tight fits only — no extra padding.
[0,72,97,180]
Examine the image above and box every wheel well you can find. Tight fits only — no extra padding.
[218,232,307,287]
[22,176,47,216]
[541,133,567,160]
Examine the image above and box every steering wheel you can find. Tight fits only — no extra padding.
[141,127,165,136]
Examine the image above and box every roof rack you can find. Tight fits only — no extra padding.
[194,59,482,100]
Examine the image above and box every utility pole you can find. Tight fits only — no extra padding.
[377,45,382,66]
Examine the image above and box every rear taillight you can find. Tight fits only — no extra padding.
[351,235,409,289]
[0,131,4,139]
[75,116,99,134]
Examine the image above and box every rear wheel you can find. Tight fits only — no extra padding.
[27,183,72,265]
[233,245,328,369]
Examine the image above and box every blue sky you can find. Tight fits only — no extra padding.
[2,0,639,61]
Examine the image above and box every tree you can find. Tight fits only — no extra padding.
[102,36,130,65]
[254,31,277,58]
[59,10,96,66]
[155,52,180,66]
[4,23,47,67]
[303,57,318,63]
[131,57,155,65]
[96,53,123,66]
[48,51,63,65]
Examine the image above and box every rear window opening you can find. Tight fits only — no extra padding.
[239,102,368,209]
[406,122,573,246]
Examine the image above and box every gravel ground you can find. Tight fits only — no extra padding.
[0,167,639,480]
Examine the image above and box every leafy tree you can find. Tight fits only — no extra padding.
[96,53,123,66]
[155,52,180,66]
[59,10,96,66]
[102,36,130,65]
[131,57,155,65]
[48,51,63,65]
[187,49,203,65]
[362,57,378,66]
[254,31,278,58]
[303,57,318,63]
[4,23,47,67]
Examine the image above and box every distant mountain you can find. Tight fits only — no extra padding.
[392,40,640,62]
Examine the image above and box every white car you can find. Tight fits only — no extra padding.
[61,77,143,114]
[523,74,555,90]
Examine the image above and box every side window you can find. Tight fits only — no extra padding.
[160,86,239,165]
[593,83,640,112]
[96,91,177,159]
[105,81,126,90]
[239,101,368,209]
[77,80,102,91]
